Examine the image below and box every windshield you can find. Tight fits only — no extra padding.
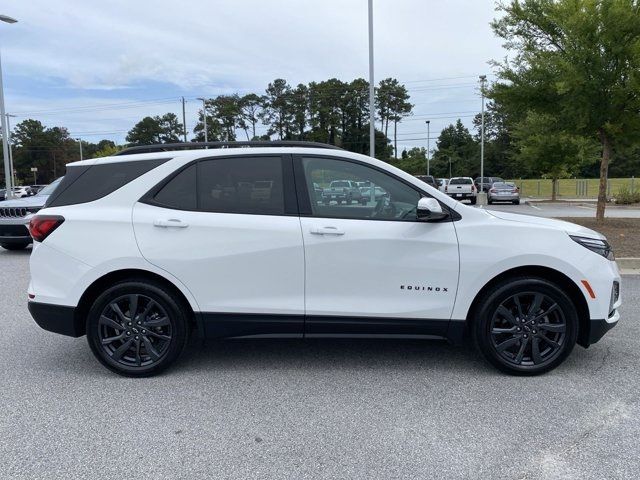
[37,177,64,196]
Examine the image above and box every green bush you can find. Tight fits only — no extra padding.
[615,186,640,205]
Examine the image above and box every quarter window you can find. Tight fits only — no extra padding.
[301,157,422,221]
[197,156,284,215]
[153,164,197,210]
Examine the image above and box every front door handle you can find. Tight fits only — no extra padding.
[310,226,345,236]
[154,219,189,228]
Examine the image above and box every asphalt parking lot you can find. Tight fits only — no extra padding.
[484,200,640,218]
[1,249,638,480]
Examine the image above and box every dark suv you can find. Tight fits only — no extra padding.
[475,176,504,193]
[415,175,438,189]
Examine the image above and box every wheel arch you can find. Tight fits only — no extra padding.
[465,265,591,348]
[74,269,199,337]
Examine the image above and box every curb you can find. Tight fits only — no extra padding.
[617,258,640,271]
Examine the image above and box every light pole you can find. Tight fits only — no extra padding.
[0,14,17,199]
[6,113,15,187]
[77,138,83,161]
[197,97,208,144]
[477,75,488,206]
[425,120,430,176]
[368,0,375,159]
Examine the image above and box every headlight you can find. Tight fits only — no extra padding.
[570,235,615,260]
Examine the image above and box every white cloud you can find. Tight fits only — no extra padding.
[1,0,505,146]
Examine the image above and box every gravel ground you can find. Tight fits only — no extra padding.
[1,248,638,479]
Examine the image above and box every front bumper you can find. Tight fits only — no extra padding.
[585,310,619,346]
[28,301,84,337]
[0,223,31,244]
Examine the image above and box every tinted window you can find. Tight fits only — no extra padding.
[302,157,421,221]
[47,158,168,207]
[153,164,197,210]
[197,156,284,215]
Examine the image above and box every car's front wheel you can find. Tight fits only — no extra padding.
[471,277,578,375]
[86,279,189,377]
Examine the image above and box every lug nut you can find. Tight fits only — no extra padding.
[127,322,132,326]
[137,321,141,325]
[532,330,537,334]
[135,336,139,340]
[523,334,528,338]
[517,327,521,331]
[126,331,131,336]
[521,318,526,323]
[142,329,146,334]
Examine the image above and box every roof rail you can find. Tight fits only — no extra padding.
[114,141,343,156]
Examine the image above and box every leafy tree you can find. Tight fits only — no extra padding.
[513,112,599,200]
[156,113,185,143]
[126,113,185,145]
[239,93,265,140]
[376,78,413,157]
[432,120,479,177]
[261,79,293,139]
[491,0,640,221]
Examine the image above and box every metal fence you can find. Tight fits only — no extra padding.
[509,177,637,199]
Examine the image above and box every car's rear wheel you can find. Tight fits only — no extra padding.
[86,280,189,377]
[471,277,578,375]
[470,197,477,205]
[0,243,29,250]
[513,200,520,205]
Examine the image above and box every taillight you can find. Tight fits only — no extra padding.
[29,215,65,242]
[489,188,496,193]
[471,184,476,192]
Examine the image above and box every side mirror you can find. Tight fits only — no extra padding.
[417,197,448,222]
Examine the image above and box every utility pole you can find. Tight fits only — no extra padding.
[197,97,207,144]
[477,75,488,206]
[181,97,187,143]
[425,120,431,176]
[0,14,17,199]
[77,138,83,161]
[6,113,16,188]
[368,0,375,159]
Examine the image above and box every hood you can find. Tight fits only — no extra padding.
[0,194,49,208]
[485,209,605,239]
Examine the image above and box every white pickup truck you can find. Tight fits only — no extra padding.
[446,176,477,205]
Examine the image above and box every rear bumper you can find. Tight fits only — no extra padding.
[28,301,84,337]
[447,193,476,199]
[489,194,519,202]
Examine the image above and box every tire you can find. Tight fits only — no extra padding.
[471,277,578,375]
[513,200,520,205]
[488,199,493,205]
[86,279,190,377]
[1,243,29,250]
[470,197,477,205]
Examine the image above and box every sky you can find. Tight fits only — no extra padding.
[1,0,506,151]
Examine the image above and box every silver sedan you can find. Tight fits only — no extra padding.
[488,182,520,204]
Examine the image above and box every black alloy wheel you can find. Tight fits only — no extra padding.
[472,277,578,375]
[87,280,189,377]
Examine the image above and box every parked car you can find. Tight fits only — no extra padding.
[11,186,31,198]
[437,178,449,193]
[27,185,47,196]
[27,142,620,377]
[415,175,438,189]
[359,185,388,202]
[489,182,520,205]
[322,180,363,204]
[475,176,504,193]
[446,177,477,204]
[0,178,62,250]
[0,189,5,201]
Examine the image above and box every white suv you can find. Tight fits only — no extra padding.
[27,142,621,377]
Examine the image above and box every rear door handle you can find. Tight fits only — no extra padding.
[310,226,345,236]
[153,219,189,228]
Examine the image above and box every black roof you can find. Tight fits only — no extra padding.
[114,141,343,156]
